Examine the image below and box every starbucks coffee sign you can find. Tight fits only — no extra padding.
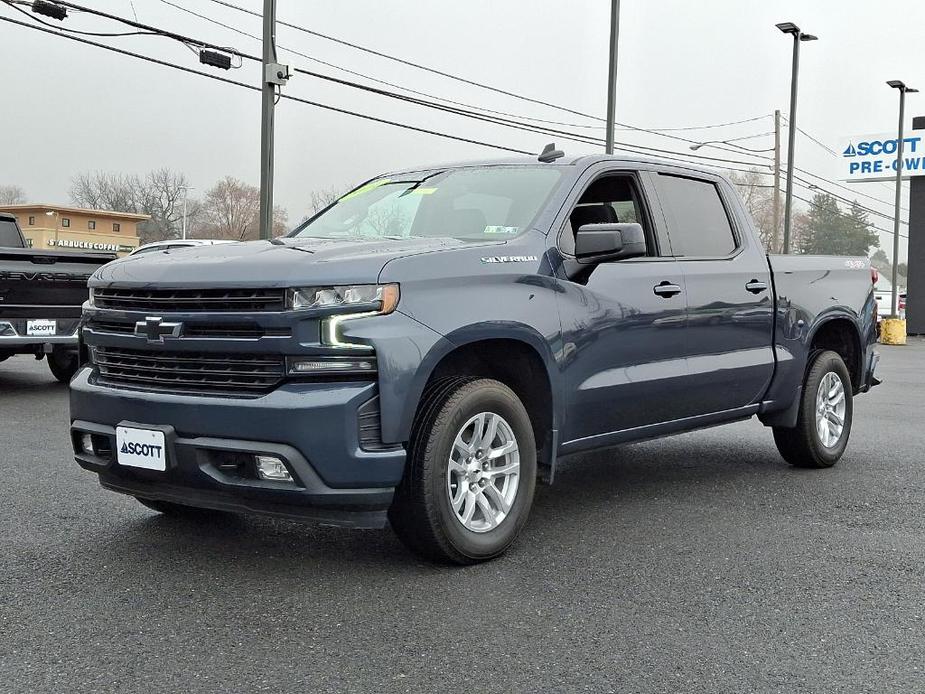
[48,238,136,253]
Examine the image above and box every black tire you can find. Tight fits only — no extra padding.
[389,377,537,565]
[47,348,78,383]
[135,497,230,518]
[773,350,853,468]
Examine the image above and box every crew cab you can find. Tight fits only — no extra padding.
[0,212,114,381]
[70,153,879,564]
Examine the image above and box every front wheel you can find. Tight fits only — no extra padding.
[389,378,537,564]
[47,347,78,383]
[773,350,853,468]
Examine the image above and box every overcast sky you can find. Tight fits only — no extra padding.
[2,0,923,261]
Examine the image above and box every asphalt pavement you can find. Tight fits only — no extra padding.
[1,342,923,693]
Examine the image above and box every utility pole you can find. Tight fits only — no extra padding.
[604,0,621,155]
[772,109,782,253]
[259,0,289,240]
[776,22,817,254]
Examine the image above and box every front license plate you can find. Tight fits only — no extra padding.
[116,427,167,471]
[26,319,56,336]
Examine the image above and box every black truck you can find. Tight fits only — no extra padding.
[70,154,880,563]
[0,212,114,381]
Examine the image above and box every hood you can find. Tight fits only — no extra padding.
[92,236,489,288]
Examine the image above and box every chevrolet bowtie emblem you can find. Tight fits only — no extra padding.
[135,316,183,342]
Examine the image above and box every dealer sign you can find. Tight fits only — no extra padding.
[840,132,925,182]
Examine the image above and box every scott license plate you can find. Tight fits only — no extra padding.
[26,319,56,336]
[116,427,167,471]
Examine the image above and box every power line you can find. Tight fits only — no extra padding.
[202,0,784,159]
[1,0,156,35]
[0,14,537,156]
[613,114,772,132]
[159,0,610,132]
[7,2,908,229]
[10,1,788,172]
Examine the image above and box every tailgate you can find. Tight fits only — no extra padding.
[0,250,113,319]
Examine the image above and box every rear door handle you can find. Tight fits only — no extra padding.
[653,281,682,298]
[745,279,768,294]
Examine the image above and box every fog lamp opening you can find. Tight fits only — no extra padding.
[255,455,293,482]
[80,433,96,455]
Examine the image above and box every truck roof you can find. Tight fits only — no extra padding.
[381,153,729,180]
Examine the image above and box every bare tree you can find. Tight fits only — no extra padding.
[70,169,195,244]
[0,184,27,205]
[199,177,288,241]
[308,185,344,215]
[729,169,780,253]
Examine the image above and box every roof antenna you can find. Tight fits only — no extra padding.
[538,142,565,163]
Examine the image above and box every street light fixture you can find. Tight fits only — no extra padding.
[777,21,817,254]
[887,80,918,318]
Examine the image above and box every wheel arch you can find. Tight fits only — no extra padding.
[396,324,561,477]
[806,313,864,393]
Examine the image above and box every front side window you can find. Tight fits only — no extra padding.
[292,167,563,242]
[560,175,659,256]
[652,174,737,257]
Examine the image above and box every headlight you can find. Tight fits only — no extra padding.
[87,288,96,307]
[287,284,400,313]
[288,283,400,348]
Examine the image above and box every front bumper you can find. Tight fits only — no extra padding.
[70,368,405,528]
[0,318,79,349]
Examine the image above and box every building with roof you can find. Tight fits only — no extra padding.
[0,204,148,257]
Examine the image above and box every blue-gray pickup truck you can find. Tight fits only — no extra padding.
[70,153,880,564]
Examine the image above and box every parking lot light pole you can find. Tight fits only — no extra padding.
[179,185,193,240]
[777,22,817,254]
[887,80,918,317]
[604,0,621,155]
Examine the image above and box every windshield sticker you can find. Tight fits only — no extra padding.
[409,187,438,195]
[483,225,519,235]
[481,255,538,264]
[338,179,391,202]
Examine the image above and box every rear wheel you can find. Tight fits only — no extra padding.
[773,350,853,468]
[389,378,537,564]
[47,347,78,383]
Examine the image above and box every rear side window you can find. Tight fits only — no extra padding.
[0,220,23,247]
[653,174,737,257]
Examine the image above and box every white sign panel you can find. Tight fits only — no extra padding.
[840,131,925,182]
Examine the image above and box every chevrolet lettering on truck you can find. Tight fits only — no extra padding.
[0,212,114,381]
[70,152,880,564]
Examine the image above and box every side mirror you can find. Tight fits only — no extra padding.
[575,222,647,263]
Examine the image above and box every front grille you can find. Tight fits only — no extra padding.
[86,319,290,339]
[92,346,285,397]
[93,287,286,312]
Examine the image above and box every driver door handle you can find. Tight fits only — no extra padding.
[745,279,768,294]
[653,281,682,298]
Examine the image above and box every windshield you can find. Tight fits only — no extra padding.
[291,166,562,242]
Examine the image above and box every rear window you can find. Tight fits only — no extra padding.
[653,174,737,257]
[0,220,24,248]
